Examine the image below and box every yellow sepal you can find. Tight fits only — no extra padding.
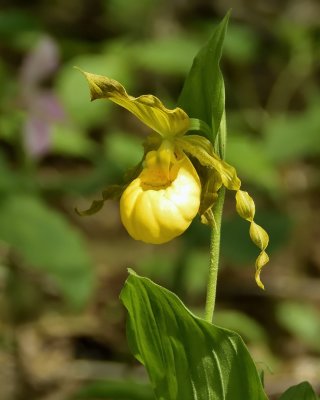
[78,69,190,138]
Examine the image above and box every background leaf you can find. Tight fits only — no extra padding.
[128,35,200,75]
[178,13,229,136]
[120,271,268,400]
[226,135,279,192]
[0,195,94,309]
[279,381,318,400]
[275,301,320,352]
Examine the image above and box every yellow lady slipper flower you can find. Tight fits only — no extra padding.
[78,70,270,288]
[78,69,202,243]
[120,141,201,244]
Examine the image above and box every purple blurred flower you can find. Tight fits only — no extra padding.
[20,36,60,88]
[20,35,65,158]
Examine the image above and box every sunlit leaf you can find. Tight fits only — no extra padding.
[178,13,230,138]
[120,271,268,400]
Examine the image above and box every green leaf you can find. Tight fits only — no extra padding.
[226,135,279,192]
[0,195,94,309]
[223,24,259,64]
[104,131,143,170]
[129,35,200,75]
[279,381,317,400]
[276,301,320,352]
[263,98,320,164]
[120,271,268,400]
[178,13,229,137]
[56,51,132,129]
[51,124,96,158]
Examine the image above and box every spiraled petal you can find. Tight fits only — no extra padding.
[235,190,255,222]
[235,190,269,289]
[249,221,269,252]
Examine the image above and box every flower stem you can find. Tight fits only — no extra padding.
[204,187,225,323]
[204,111,227,323]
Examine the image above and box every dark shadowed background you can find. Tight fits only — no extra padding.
[0,0,319,399]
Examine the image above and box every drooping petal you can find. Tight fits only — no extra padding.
[198,169,222,226]
[79,69,190,137]
[176,133,269,288]
[255,251,270,289]
[235,190,269,289]
[176,135,241,190]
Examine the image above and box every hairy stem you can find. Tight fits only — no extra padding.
[204,187,225,323]
[204,111,227,323]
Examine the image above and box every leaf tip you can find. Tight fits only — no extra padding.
[127,268,138,276]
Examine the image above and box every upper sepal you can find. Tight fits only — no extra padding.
[77,68,190,138]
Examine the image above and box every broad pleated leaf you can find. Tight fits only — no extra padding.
[120,270,268,400]
[279,381,318,400]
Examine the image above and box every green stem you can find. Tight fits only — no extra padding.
[204,187,225,323]
[204,110,227,323]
